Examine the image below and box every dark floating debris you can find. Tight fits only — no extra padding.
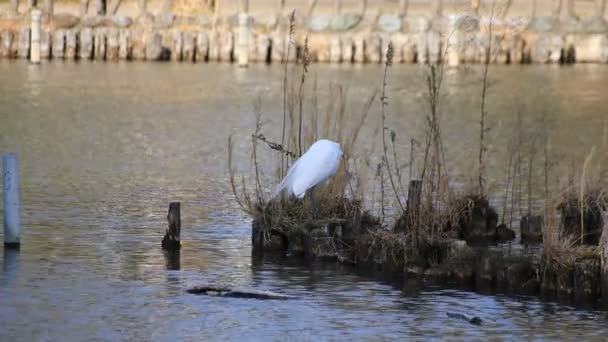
[446,312,483,325]
[187,285,297,300]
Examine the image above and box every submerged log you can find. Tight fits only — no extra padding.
[446,312,482,325]
[162,202,181,250]
[187,284,297,300]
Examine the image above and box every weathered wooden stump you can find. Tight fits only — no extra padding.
[162,202,181,250]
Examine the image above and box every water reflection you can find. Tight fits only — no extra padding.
[164,250,181,270]
[2,248,20,288]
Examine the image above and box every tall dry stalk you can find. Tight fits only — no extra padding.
[580,147,596,244]
[380,43,405,213]
[280,10,296,178]
[297,37,311,156]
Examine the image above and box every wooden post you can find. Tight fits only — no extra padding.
[31,9,41,64]
[3,154,20,249]
[162,202,181,250]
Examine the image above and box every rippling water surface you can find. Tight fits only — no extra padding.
[1,61,607,341]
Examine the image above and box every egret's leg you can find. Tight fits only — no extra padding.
[310,186,319,218]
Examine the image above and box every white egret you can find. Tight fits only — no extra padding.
[274,139,343,216]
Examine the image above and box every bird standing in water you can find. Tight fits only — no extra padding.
[274,139,343,216]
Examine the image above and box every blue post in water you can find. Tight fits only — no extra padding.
[3,153,20,248]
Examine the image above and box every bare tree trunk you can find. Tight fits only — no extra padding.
[399,0,408,17]
[80,0,89,16]
[334,0,342,16]
[239,0,248,13]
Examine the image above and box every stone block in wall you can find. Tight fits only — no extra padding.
[405,15,431,34]
[171,31,183,62]
[353,35,364,63]
[340,34,353,63]
[145,33,162,61]
[208,30,219,61]
[308,34,329,63]
[52,29,66,59]
[220,31,233,62]
[529,33,563,64]
[253,33,269,63]
[79,28,93,60]
[118,29,130,60]
[0,31,13,58]
[195,31,209,62]
[17,27,30,59]
[568,34,608,63]
[377,14,402,33]
[415,32,428,64]
[154,13,174,29]
[270,32,284,63]
[40,30,51,59]
[93,28,106,61]
[365,33,381,63]
[65,29,78,60]
[106,28,119,61]
[380,34,390,64]
[182,32,195,62]
[329,35,341,63]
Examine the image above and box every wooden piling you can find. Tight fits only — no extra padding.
[162,202,181,250]
[3,154,20,248]
[30,9,42,64]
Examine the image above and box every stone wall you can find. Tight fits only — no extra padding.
[1,1,608,64]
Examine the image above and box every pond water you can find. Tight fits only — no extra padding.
[0,60,607,341]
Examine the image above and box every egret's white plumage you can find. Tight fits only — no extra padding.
[274,139,343,199]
